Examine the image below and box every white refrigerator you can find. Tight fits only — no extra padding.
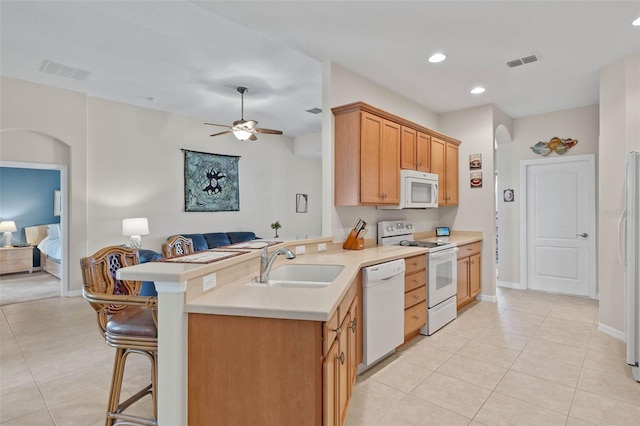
[626,150,640,382]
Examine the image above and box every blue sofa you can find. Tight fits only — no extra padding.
[177,231,259,251]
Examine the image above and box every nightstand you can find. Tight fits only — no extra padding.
[0,246,34,275]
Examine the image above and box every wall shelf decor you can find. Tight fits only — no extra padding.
[530,137,578,156]
[183,149,240,212]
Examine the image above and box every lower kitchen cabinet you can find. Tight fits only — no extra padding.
[403,254,426,342]
[456,241,482,310]
[188,277,361,426]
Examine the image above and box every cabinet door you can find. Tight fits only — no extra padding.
[416,132,431,172]
[323,339,339,426]
[347,297,358,394]
[430,137,446,205]
[400,126,417,170]
[380,120,401,204]
[445,142,459,205]
[337,317,349,425]
[469,254,481,298]
[456,258,470,310]
[360,112,384,204]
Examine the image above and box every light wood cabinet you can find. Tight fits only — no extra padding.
[333,102,459,207]
[403,254,427,342]
[187,277,361,426]
[334,107,400,206]
[0,246,33,275]
[431,137,459,206]
[456,242,482,310]
[401,126,431,172]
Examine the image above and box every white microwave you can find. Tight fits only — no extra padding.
[379,169,438,209]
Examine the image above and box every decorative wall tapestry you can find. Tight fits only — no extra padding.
[530,137,578,156]
[183,149,240,212]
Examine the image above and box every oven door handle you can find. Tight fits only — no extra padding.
[428,247,458,259]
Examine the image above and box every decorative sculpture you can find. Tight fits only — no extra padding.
[530,137,578,156]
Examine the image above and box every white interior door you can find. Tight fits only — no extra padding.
[521,154,596,297]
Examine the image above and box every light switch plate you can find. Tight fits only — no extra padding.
[295,245,306,254]
[317,243,327,252]
[203,272,217,291]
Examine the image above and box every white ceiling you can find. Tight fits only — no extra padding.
[1,1,639,138]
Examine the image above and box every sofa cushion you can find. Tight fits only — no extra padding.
[228,232,257,244]
[182,233,209,252]
[203,232,232,248]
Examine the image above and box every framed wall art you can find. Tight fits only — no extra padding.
[296,193,308,213]
[470,172,483,188]
[183,149,240,212]
[469,154,482,169]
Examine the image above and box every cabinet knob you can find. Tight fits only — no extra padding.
[338,352,345,365]
[349,317,357,332]
[412,315,419,320]
[330,326,342,335]
[413,294,419,299]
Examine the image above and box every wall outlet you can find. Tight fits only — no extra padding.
[295,245,306,254]
[202,272,217,291]
[318,243,327,252]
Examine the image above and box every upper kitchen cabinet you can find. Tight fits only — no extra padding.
[430,136,459,206]
[333,102,460,207]
[401,127,431,172]
[333,104,400,206]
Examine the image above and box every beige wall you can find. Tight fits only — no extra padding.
[0,77,88,294]
[439,105,497,299]
[598,53,640,338]
[1,77,322,293]
[496,104,599,286]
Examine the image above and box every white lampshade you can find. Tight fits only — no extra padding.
[0,221,17,248]
[122,218,149,249]
[0,221,17,232]
[122,218,149,237]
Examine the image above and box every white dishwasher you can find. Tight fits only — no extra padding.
[360,258,406,373]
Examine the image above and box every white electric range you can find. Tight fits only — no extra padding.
[378,220,458,335]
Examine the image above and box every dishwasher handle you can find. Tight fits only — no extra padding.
[428,247,459,260]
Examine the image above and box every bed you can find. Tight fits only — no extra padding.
[25,223,62,279]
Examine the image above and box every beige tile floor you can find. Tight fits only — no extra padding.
[0,288,638,425]
[346,288,640,426]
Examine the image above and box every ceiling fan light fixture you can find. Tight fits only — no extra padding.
[233,129,252,141]
[470,86,486,94]
[633,16,640,26]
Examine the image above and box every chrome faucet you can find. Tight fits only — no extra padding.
[259,246,296,283]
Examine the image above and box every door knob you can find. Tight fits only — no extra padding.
[577,233,588,238]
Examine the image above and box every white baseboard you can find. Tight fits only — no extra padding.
[65,290,82,297]
[477,294,497,303]
[597,322,626,342]
[497,280,524,290]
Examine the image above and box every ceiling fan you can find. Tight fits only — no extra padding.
[205,87,283,141]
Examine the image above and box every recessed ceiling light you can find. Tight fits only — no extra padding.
[470,87,485,94]
[633,17,640,26]
[428,53,447,63]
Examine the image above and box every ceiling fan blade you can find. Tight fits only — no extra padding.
[204,122,232,128]
[255,128,283,135]
[249,134,258,141]
[210,130,232,137]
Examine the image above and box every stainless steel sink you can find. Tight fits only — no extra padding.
[248,264,344,288]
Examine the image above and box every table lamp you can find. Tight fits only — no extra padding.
[0,221,17,247]
[122,218,149,249]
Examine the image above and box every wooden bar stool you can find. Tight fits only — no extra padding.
[80,246,158,426]
[162,235,195,258]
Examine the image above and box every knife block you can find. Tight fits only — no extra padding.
[343,229,365,250]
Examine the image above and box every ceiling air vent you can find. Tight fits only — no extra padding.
[40,60,92,81]
[306,107,322,114]
[507,54,539,68]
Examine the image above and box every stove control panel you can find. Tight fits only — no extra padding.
[378,220,415,238]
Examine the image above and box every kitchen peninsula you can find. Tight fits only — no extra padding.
[116,233,482,425]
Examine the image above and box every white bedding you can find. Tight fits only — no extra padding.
[37,236,61,262]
